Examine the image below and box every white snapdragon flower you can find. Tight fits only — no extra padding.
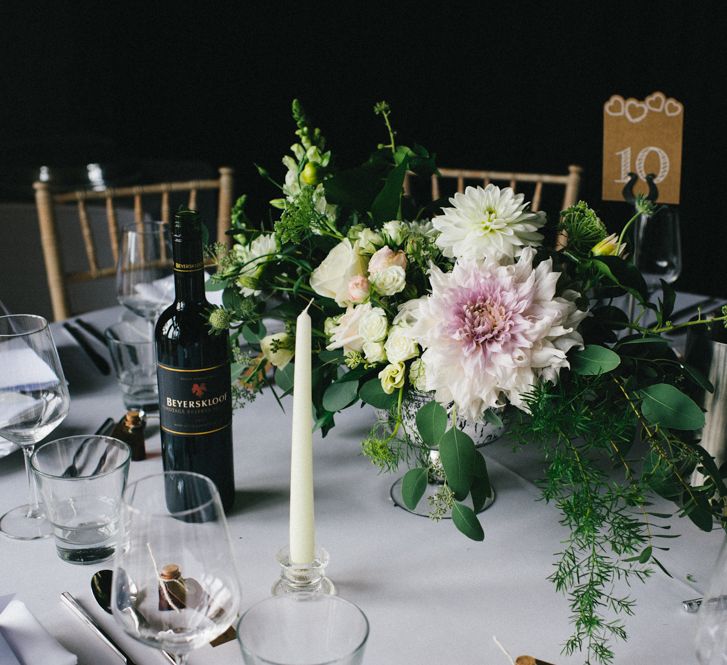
[371,265,406,296]
[235,233,279,296]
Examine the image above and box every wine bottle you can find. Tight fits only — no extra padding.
[155,209,235,512]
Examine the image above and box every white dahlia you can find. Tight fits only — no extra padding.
[411,248,586,420]
[432,184,545,261]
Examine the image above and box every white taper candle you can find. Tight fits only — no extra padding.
[289,301,315,564]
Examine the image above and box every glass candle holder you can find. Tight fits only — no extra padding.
[271,545,335,596]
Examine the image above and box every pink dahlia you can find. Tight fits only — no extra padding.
[411,248,586,419]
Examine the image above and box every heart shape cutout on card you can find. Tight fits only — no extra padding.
[645,92,666,112]
[665,98,683,116]
[605,95,624,116]
[625,99,648,123]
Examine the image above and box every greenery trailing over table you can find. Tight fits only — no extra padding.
[206,100,727,664]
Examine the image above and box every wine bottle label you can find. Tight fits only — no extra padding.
[157,362,232,436]
[173,260,204,273]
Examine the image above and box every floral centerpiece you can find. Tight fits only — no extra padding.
[208,100,727,664]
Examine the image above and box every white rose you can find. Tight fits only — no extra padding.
[362,341,387,364]
[357,228,384,253]
[409,358,427,391]
[310,239,366,306]
[260,333,294,369]
[383,220,407,246]
[358,306,388,343]
[371,265,406,296]
[384,325,420,364]
[393,297,425,327]
[326,303,369,353]
[379,362,406,394]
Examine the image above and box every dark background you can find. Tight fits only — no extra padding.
[1,2,725,296]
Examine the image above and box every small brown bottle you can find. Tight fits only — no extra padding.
[158,564,186,611]
[112,409,146,461]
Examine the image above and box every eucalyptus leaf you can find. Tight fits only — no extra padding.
[570,345,621,376]
[451,503,484,541]
[641,384,705,430]
[415,401,448,447]
[470,454,492,512]
[359,378,396,409]
[683,363,715,393]
[401,468,428,510]
[684,493,713,532]
[322,380,359,412]
[205,278,226,292]
[592,255,649,305]
[591,305,629,331]
[222,286,245,311]
[275,363,295,394]
[659,279,676,322]
[439,427,476,500]
[242,321,267,345]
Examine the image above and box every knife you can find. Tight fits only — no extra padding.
[63,322,111,375]
[61,592,138,665]
[75,318,108,345]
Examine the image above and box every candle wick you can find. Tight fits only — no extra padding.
[303,299,314,314]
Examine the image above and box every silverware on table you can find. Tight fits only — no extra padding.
[75,318,108,345]
[61,418,116,477]
[62,321,111,375]
[60,592,138,665]
[683,597,702,613]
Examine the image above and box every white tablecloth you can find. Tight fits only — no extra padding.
[0,302,723,665]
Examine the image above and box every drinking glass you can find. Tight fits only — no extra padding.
[0,314,70,539]
[111,471,241,664]
[696,536,727,663]
[105,321,158,411]
[633,206,682,294]
[116,221,173,337]
[31,435,130,563]
[237,594,369,665]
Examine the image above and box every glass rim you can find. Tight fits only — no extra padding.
[104,327,155,347]
[122,470,222,518]
[236,594,370,664]
[0,314,49,338]
[31,435,131,479]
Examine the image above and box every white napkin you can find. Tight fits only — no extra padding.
[0,345,59,393]
[0,596,77,665]
[133,273,223,306]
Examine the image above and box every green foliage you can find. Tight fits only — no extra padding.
[640,384,705,430]
[401,467,428,510]
[359,378,397,409]
[558,201,607,256]
[322,379,360,412]
[570,345,621,376]
[438,427,477,500]
[415,401,448,447]
[452,502,485,541]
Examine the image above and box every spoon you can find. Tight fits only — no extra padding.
[92,570,175,663]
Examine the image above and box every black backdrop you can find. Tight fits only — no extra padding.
[2,2,725,295]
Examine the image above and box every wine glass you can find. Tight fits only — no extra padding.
[0,314,70,539]
[116,221,173,337]
[633,206,682,295]
[111,471,241,664]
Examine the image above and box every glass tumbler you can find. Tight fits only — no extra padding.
[31,435,130,564]
[237,594,369,665]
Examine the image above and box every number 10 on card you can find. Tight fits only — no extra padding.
[602,91,684,205]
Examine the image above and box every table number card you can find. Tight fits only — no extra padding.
[602,91,684,204]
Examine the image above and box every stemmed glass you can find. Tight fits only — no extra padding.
[0,314,70,539]
[633,206,682,295]
[116,221,173,337]
[111,471,241,664]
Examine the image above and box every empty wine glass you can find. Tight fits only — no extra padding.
[116,221,173,337]
[111,471,241,664]
[0,314,70,539]
[633,205,682,295]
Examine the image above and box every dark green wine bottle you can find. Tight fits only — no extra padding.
[155,209,235,512]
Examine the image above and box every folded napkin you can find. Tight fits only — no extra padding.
[0,596,77,665]
[0,345,60,393]
[134,272,222,306]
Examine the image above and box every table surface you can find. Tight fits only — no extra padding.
[0,296,724,665]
